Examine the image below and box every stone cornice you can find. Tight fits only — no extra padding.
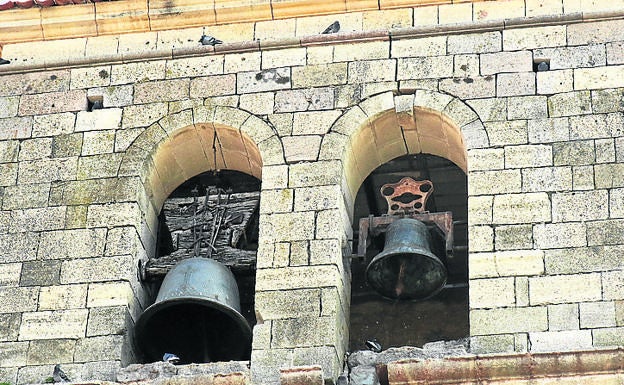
[1,9,624,75]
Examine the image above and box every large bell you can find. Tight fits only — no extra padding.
[366,218,447,300]
[135,258,251,364]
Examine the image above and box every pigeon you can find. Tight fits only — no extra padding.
[365,338,382,353]
[322,21,340,34]
[0,58,9,65]
[53,364,70,383]
[536,61,549,71]
[199,34,222,46]
[163,353,180,364]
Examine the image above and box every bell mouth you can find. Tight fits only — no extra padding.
[366,248,447,301]
[135,297,252,364]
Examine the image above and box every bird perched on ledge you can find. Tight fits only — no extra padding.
[322,21,340,34]
[199,33,222,46]
[53,364,70,383]
[163,353,180,364]
[0,58,9,65]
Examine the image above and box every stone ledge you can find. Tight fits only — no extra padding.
[387,348,624,385]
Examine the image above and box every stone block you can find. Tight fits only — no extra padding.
[413,5,437,26]
[552,190,608,222]
[0,342,28,367]
[469,250,544,279]
[261,165,288,190]
[364,7,411,29]
[27,339,75,365]
[569,114,611,139]
[440,76,495,99]
[529,273,602,305]
[81,130,115,155]
[291,347,340,380]
[575,65,624,91]
[239,92,275,115]
[250,349,293,385]
[397,56,452,80]
[0,233,39,263]
[503,26,566,50]
[522,167,572,192]
[89,85,134,108]
[288,161,341,188]
[52,133,83,158]
[0,163,16,186]
[78,153,122,180]
[534,222,586,249]
[469,225,493,252]
[259,212,316,242]
[255,265,340,291]
[111,61,166,85]
[494,225,533,251]
[18,138,52,161]
[595,164,624,188]
[259,189,293,214]
[481,51,533,75]
[391,36,446,58]
[134,79,190,103]
[18,90,87,116]
[596,138,616,163]
[470,277,515,309]
[468,170,521,195]
[316,208,349,240]
[10,207,67,233]
[545,246,624,275]
[607,42,624,64]
[0,263,21,287]
[496,72,535,97]
[166,56,223,79]
[271,316,337,348]
[238,68,291,94]
[469,334,514,354]
[0,70,69,97]
[470,307,547,335]
[587,219,624,246]
[610,188,624,218]
[87,282,133,308]
[505,144,552,168]
[38,228,106,260]
[70,66,111,89]
[334,41,389,62]
[0,117,33,140]
[121,102,168,129]
[591,89,624,114]
[86,202,141,228]
[526,0,562,16]
[289,241,308,266]
[0,287,38,313]
[293,185,341,212]
[580,301,616,328]
[38,284,87,311]
[553,140,594,166]
[291,63,348,89]
[573,165,595,190]
[468,196,493,226]
[548,91,592,117]
[61,256,133,284]
[224,52,261,73]
[309,239,342,268]
[492,193,551,224]
[593,327,624,347]
[274,88,334,112]
[548,303,579,331]
[528,117,569,144]
[507,96,548,119]
[283,136,321,163]
[0,140,19,163]
[530,330,593,352]
[19,309,88,340]
[87,306,129,337]
[515,277,529,307]
[75,335,123,362]
[603,270,624,300]
[349,59,396,83]
[2,183,51,210]
[473,0,524,20]
[0,313,21,342]
[189,75,236,98]
[468,148,504,171]
[438,2,471,24]
[75,108,122,132]
[256,289,321,320]
[292,110,341,136]
[537,69,574,95]
[448,32,501,54]
[484,120,527,146]
[18,157,78,184]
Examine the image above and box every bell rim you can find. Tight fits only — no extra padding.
[365,250,448,301]
[135,295,252,362]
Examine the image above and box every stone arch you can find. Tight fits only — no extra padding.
[118,105,284,213]
[320,90,487,204]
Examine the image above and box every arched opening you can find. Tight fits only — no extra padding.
[331,91,474,352]
[134,121,264,364]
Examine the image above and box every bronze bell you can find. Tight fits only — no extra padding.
[366,218,447,300]
[135,258,251,364]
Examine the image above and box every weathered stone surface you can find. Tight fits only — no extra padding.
[292,63,348,88]
[448,32,501,54]
[548,91,592,117]
[255,265,340,291]
[259,212,315,242]
[0,341,28,367]
[2,183,50,210]
[121,103,168,129]
[27,339,75,365]
[603,270,624,300]
[580,301,616,328]
[0,117,33,140]
[0,233,39,263]
[87,306,129,337]
[545,246,624,275]
[469,334,514,354]
[537,69,573,95]
[481,51,532,75]
[0,313,21,342]
[74,335,123,362]
[529,330,592,352]
[497,72,535,97]
[470,307,547,335]
[0,70,69,97]
[166,56,223,78]
[528,117,569,143]
[548,303,579,331]
[238,68,291,94]
[507,96,548,119]
[17,157,77,184]
[469,250,544,279]
[552,190,608,222]
[256,289,320,320]
[19,309,88,340]
[38,285,87,310]
[522,167,572,192]
[503,26,566,50]
[494,225,533,251]
[38,228,106,260]
[529,273,602,305]
[111,61,166,85]
[492,193,551,224]
[533,222,587,249]
[440,76,495,99]
[283,135,321,163]
[484,120,527,145]
[116,361,177,382]
[18,90,87,116]
[470,277,515,309]
[61,256,133,284]
[10,207,66,233]
[272,316,336,348]
[274,88,333,112]
[134,79,190,103]
[349,60,396,83]
[397,56,452,80]
[553,140,594,166]
[0,287,38,313]
[190,75,237,98]
[263,47,306,69]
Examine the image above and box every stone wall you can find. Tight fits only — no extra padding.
[1,2,624,385]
